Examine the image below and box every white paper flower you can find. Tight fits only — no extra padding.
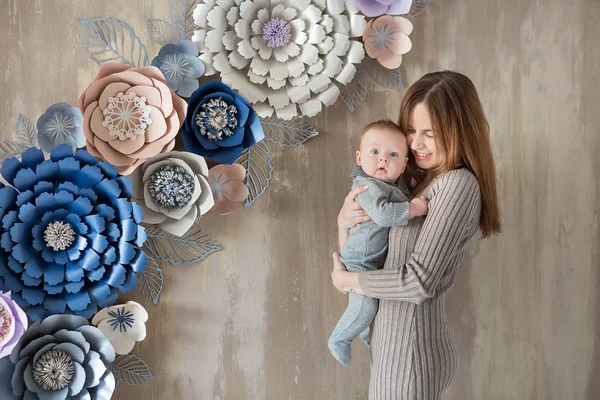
[192,0,366,119]
[92,301,148,355]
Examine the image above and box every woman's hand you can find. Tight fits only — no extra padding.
[337,185,371,229]
[331,252,363,294]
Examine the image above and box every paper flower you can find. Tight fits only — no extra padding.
[79,63,187,176]
[192,0,366,119]
[36,103,86,153]
[0,292,27,359]
[0,314,115,400]
[129,151,215,236]
[92,301,148,355]
[181,81,265,164]
[151,40,206,98]
[0,145,148,321]
[363,16,412,69]
[354,0,412,17]
[208,164,249,215]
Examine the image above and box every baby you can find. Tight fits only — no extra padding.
[328,119,428,366]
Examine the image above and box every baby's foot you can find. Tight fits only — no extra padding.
[328,337,352,366]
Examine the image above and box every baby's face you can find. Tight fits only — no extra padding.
[356,128,409,183]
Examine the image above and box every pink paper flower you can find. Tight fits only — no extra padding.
[363,16,413,69]
[79,63,187,175]
[208,164,249,215]
[0,291,28,359]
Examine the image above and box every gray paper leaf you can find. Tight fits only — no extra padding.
[407,0,434,18]
[0,140,28,166]
[14,114,37,147]
[340,61,368,113]
[364,57,404,89]
[235,141,273,209]
[77,18,150,67]
[170,0,196,40]
[136,255,163,304]
[143,225,221,265]
[147,19,175,45]
[110,354,154,385]
[261,115,319,147]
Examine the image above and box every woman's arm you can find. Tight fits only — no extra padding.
[334,170,482,303]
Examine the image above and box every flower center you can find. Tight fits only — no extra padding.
[44,221,75,251]
[148,165,195,209]
[195,98,238,142]
[372,25,395,50]
[46,114,75,139]
[0,303,12,342]
[262,17,292,48]
[33,350,74,391]
[107,307,136,333]
[162,54,190,83]
[102,92,153,141]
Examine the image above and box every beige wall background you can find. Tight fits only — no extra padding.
[1,0,598,399]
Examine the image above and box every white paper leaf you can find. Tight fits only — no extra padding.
[170,0,196,40]
[110,354,154,386]
[147,19,175,45]
[340,61,368,112]
[261,115,319,147]
[143,225,221,265]
[364,57,404,89]
[77,18,149,67]
[407,0,434,18]
[14,114,37,147]
[235,141,273,209]
[136,255,163,305]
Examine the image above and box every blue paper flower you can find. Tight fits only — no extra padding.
[36,103,85,152]
[0,314,116,400]
[151,40,205,98]
[0,145,148,321]
[181,81,265,164]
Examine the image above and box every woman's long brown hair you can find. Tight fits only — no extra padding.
[399,71,501,237]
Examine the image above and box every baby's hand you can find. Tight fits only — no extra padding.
[408,197,429,219]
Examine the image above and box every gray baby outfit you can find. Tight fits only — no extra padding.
[328,165,411,366]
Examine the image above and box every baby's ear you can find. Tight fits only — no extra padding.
[356,150,361,165]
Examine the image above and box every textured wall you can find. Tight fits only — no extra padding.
[0,0,598,399]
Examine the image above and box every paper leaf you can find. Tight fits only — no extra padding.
[110,354,154,386]
[170,0,196,40]
[340,61,368,113]
[147,19,175,45]
[364,57,404,89]
[14,114,37,147]
[406,0,434,18]
[143,225,221,265]
[77,18,150,67]
[235,141,273,209]
[136,255,163,304]
[0,140,28,167]
[260,115,319,147]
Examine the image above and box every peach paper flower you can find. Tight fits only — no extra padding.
[208,164,249,215]
[363,16,413,69]
[79,63,187,175]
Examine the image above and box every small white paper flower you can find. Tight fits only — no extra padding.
[92,301,148,355]
[192,0,366,119]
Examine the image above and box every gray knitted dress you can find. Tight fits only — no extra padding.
[358,169,482,400]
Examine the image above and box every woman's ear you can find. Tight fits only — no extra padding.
[356,150,361,165]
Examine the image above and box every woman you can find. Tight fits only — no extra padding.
[332,71,501,399]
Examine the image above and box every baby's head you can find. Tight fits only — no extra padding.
[356,119,409,183]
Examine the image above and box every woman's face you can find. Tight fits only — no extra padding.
[406,102,444,171]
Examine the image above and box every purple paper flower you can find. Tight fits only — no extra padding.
[181,81,265,165]
[0,291,27,359]
[0,145,148,321]
[354,0,412,17]
[0,314,116,400]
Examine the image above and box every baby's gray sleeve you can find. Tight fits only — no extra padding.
[355,181,409,227]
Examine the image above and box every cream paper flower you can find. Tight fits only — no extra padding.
[192,0,366,120]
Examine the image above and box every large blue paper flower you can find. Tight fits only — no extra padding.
[0,145,148,321]
[36,102,85,153]
[181,81,265,164]
[0,314,116,400]
[151,40,205,98]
